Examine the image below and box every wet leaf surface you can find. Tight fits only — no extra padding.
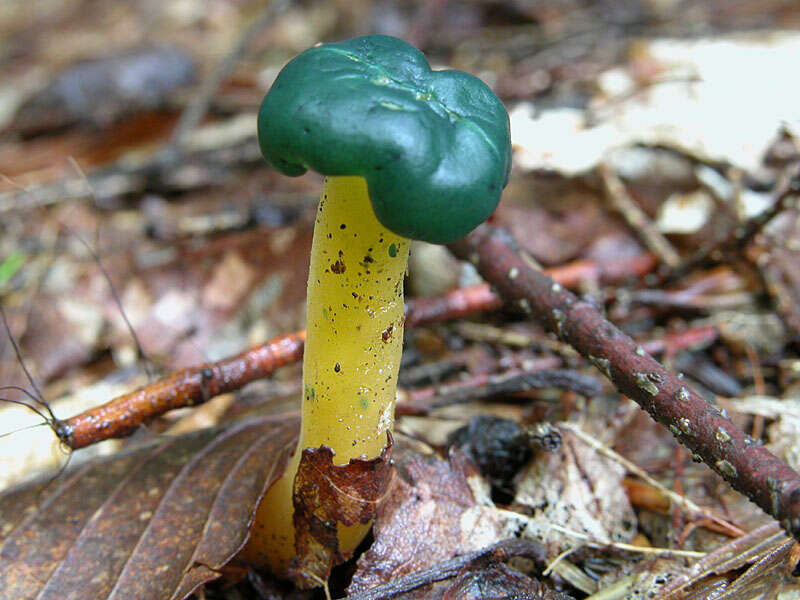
[0,415,298,600]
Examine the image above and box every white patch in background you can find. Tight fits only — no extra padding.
[511,32,800,176]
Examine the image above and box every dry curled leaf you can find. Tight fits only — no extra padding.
[289,441,394,588]
[0,415,298,600]
[514,427,637,552]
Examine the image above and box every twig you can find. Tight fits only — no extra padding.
[448,224,800,543]
[404,283,501,326]
[61,331,305,449]
[397,364,601,416]
[640,324,718,357]
[496,509,706,559]
[599,162,681,268]
[404,251,657,326]
[342,538,548,600]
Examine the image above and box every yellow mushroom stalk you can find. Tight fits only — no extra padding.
[243,34,510,581]
[243,176,409,573]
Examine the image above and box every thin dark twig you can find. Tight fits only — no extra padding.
[0,305,50,414]
[397,363,602,415]
[656,162,800,286]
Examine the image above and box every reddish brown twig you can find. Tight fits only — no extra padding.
[546,252,658,288]
[404,251,657,326]
[50,251,657,450]
[60,331,306,449]
[448,225,800,543]
[641,324,719,357]
[404,283,502,326]
[396,360,600,416]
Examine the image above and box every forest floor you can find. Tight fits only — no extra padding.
[1,1,800,598]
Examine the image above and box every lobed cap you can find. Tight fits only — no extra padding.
[258,35,511,244]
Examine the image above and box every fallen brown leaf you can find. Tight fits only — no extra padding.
[348,448,512,595]
[660,522,800,599]
[0,415,298,600]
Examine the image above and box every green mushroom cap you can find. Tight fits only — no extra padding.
[258,35,511,244]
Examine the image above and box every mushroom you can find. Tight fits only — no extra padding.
[243,34,511,575]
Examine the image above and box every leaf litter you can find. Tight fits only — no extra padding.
[2,0,800,598]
